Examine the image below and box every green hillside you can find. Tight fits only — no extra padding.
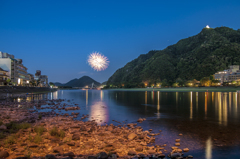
[107,27,240,87]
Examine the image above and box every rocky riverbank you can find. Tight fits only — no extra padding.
[0,97,192,159]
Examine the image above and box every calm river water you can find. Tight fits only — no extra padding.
[24,90,240,159]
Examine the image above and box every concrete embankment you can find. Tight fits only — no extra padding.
[0,86,57,95]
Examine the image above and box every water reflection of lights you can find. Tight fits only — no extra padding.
[205,92,208,118]
[233,92,237,118]
[190,92,192,120]
[176,92,178,110]
[86,90,88,107]
[206,137,212,159]
[156,91,160,118]
[100,90,104,101]
[89,101,108,125]
[151,91,154,101]
[217,92,222,125]
[50,91,58,100]
[229,92,232,114]
[145,91,147,104]
[223,93,228,126]
[196,92,198,111]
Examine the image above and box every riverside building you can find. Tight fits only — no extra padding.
[0,51,30,85]
[214,65,240,83]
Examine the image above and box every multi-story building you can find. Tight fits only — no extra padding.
[214,65,240,83]
[34,70,48,87]
[0,67,9,85]
[0,51,30,85]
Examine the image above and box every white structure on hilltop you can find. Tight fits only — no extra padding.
[0,51,30,85]
[214,65,240,83]
[206,25,210,28]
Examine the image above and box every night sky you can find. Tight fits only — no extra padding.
[0,0,240,83]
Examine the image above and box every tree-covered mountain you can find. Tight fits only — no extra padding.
[53,76,100,87]
[107,27,240,86]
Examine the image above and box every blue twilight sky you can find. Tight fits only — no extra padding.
[0,0,240,83]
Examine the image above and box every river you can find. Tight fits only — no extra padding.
[22,90,240,159]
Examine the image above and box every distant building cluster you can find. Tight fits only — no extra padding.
[0,51,48,87]
[214,65,240,83]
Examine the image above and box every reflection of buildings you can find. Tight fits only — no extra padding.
[205,92,208,118]
[50,91,58,100]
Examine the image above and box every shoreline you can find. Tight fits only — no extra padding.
[0,97,191,159]
[104,86,240,92]
[0,86,57,99]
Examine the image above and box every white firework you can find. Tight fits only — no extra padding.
[88,52,109,71]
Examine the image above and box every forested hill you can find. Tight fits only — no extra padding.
[107,27,240,86]
[53,76,100,87]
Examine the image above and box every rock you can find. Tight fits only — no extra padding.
[112,154,117,159]
[175,143,180,146]
[183,148,189,152]
[99,152,108,159]
[72,134,80,140]
[53,147,63,153]
[171,146,178,150]
[177,149,182,153]
[135,146,143,152]
[15,157,28,159]
[128,133,137,140]
[45,154,56,159]
[67,142,75,146]
[175,139,180,142]
[170,153,181,159]
[0,151,9,158]
[63,152,75,157]
[147,149,156,154]
[158,154,165,158]
[0,125,7,130]
[187,155,193,158]
[179,133,182,136]
[88,156,97,159]
[128,150,136,156]
[137,118,143,123]
[28,144,38,148]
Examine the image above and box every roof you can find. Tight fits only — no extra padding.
[0,67,8,72]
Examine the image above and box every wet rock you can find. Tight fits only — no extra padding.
[128,133,137,140]
[128,150,136,156]
[179,133,182,136]
[63,152,75,157]
[99,152,108,159]
[170,153,181,159]
[183,148,189,152]
[88,156,97,159]
[187,155,193,158]
[15,157,28,159]
[45,154,56,159]
[175,139,180,142]
[175,143,180,146]
[0,150,9,158]
[158,154,165,158]
[137,118,144,123]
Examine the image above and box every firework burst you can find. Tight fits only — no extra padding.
[88,52,109,71]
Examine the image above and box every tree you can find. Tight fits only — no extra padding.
[161,79,169,87]
[6,78,11,86]
[200,77,211,86]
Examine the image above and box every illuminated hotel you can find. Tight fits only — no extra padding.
[214,65,240,83]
